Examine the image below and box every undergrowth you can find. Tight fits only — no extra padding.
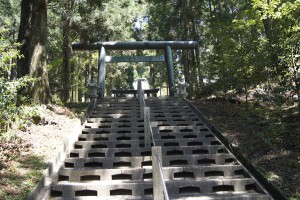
[194,97,300,199]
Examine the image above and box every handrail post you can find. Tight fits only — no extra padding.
[139,90,145,117]
[144,107,151,147]
[152,146,164,200]
[137,79,142,90]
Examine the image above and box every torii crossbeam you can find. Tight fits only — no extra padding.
[72,41,198,98]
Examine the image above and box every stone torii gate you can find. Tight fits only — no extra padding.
[72,41,198,98]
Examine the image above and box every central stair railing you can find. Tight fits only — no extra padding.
[138,89,169,200]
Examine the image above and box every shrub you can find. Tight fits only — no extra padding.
[0,29,33,134]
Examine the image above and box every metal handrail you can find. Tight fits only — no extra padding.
[156,153,170,200]
[139,89,146,117]
[147,116,169,200]
[139,90,169,200]
[142,97,146,108]
[148,120,156,146]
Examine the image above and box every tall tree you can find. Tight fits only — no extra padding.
[61,0,74,103]
[29,0,50,103]
[17,0,51,103]
[147,0,205,96]
[17,0,32,79]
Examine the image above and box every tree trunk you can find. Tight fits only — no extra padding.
[183,50,192,97]
[77,55,82,103]
[262,18,279,69]
[85,52,93,102]
[61,14,72,103]
[76,59,81,103]
[150,63,155,87]
[295,71,300,115]
[258,0,279,71]
[189,51,196,98]
[245,85,249,110]
[191,49,199,91]
[29,0,50,104]
[208,0,213,20]
[17,0,32,79]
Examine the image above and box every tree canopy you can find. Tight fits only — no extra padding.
[0,0,299,126]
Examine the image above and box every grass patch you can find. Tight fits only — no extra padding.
[0,148,47,200]
[0,111,51,199]
[194,98,300,199]
[0,103,81,199]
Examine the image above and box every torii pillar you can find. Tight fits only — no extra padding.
[165,45,175,96]
[98,46,106,98]
[72,41,198,98]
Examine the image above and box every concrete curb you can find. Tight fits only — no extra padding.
[28,116,86,200]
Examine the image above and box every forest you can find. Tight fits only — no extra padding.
[0,0,299,199]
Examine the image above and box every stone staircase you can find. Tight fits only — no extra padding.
[50,97,271,199]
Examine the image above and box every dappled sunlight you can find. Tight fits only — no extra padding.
[194,98,300,199]
[0,153,47,199]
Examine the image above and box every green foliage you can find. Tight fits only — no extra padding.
[46,0,153,101]
[0,0,20,41]
[125,65,135,89]
[183,0,300,114]
[0,29,34,134]
[101,0,148,41]
[252,0,300,112]
[12,0,300,112]
[0,76,28,130]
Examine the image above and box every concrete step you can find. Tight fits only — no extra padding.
[68,146,230,157]
[81,126,144,134]
[91,110,140,115]
[76,130,218,141]
[50,179,266,198]
[154,125,209,131]
[89,113,140,119]
[95,105,140,109]
[50,180,152,198]
[83,122,209,130]
[83,120,204,127]
[86,116,201,123]
[146,102,188,106]
[73,137,223,148]
[55,165,248,183]
[62,154,237,169]
[151,112,197,118]
[85,118,144,124]
[170,193,270,200]
[76,132,144,141]
[51,193,270,200]
[151,121,204,127]
[151,116,201,122]
[88,114,201,121]
[95,104,140,109]
[82,125,142,130]
[51,196,156,200]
